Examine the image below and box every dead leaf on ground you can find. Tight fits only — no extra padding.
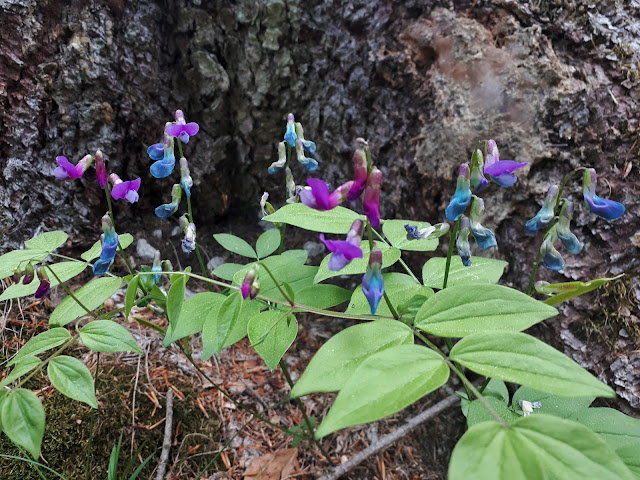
[244,448,299,480]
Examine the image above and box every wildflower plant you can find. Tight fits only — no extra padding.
[0,111,637,480]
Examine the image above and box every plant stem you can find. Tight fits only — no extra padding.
[442,217,461,289]
[104,183,134,274]
[85,353,99,480]
[382,291,399,320]
[372,229,419,283]
[258,261,294,306]
[44,265,97,318]
[279,358,335,466]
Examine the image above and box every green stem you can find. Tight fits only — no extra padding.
[382,291,399,320]
[104,183,134,274]
[442,217,461,289]
[279,359,335,466]
[44,265,97,318]
[258,261,294,306]
[372,229,419,283]
[85,353,99,480]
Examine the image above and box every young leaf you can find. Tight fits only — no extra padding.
[293,284,352,310]
[511,386,594,419]
[291,319,414,398]
[466,396,520,428]
[567,407,640,451]
[81,233,134,261]
[47,355,98,408]
[247,310,298,371]
[0,357,42,388]
[50,277,123,327]
[346,273,429,317]
[1,389,45,458]
[212,263,245,281]
[125,276,139,320]
[25,231,68,251]
[415,284,558,337]
[256,229,282,258]
[219,299,261,352]
[213,233,257,258]
[382,219,439,251]
[167,274,186,330]
[201,292,242,360]
[315,345,449,439]
[450,332,615,398]
[0,261,87,301]
[449,415,635,480]
[263,203,363,234]
[535,275,623,305]
[80,320,142,354]
[0,249,49,280]
[162,292,226,346]
[422,256,507,289]
[9,327,71,366]
[314,241,401,284]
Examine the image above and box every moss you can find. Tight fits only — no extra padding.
[1,363,221,479]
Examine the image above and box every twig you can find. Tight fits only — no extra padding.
[317,394,459,480]
[155,389,174,480]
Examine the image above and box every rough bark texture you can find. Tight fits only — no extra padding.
[1,0,639,407]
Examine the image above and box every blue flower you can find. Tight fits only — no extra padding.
[149,131,176,178]
[456,216,472,267]
[469,196,497,250]
[268,142,287,175]
[483,140,528,188]
[155,184,182,219]
[445,164,472,221]
[295,121,316,155]
[526,185,559,234]
[557,199,583,254]
[583,168,625,220]
[284,113,297,147]
[295,139,318,172]
[93,214,119,275]
[362,246,384,314]
[540,225,564,271]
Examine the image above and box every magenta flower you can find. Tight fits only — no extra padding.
[95,150,107,189]
[362,246,384,315]
[483,139,528,188]
[582,168,625,220]
[22,263,35,285]
[347,138,369,202]
[320,220,364,271]
[241,265,259,300]
[165,110,199,144]
[109,174,141,204]
[34,269,50,299]
[300,178,354,211]
[363,167,382,229]
[54,154,94,180]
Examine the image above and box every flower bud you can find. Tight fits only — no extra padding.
[469,196,497,250]
[526,185,559,234]
[180,157,193,198]
[469,149,488,191]
[241,265,259,300]
[155,184,182,219]
[347,138,369,201]
[268,142,287,175]
[23,263,35,285]
[284,113,297,147]
[13,267,22,284]
[540,224,564,271]
[362,246,384,314]
[152,251,162,284]
[456,216,472,267]
[557,199,583,254]
[35,268,50,299]
[363,167,383,229]
[95,150,107,189]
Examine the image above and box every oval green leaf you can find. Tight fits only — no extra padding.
[0,249,49,280]
[163,292,226,346]
[512,386,594,419]
[50,277,122,327]
[212,263,245,281]
[256,229,281,258]
[263,203,363,234]
[422,256,507,289]
[1,389,45,458]
[48,355,98,408]
[567,407,640,451]
[0,261,87,301]
[201,292,242,360]
[213,233,257,258]
[80,320,142,354]
[167,274,186,330]
[293,284,352,310]
[25,231,68,251]
[9,327,71,366]
[247,310,298,371]
[0,357,42,388]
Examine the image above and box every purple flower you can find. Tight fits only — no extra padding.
[295,139,318,172]
[362,246,384,315]
[93,214,119,275]
[241,265,259,300]
[95,150,107,189]
[456,216,472,267]
[268,142,287,175]
[582,168,625,220]
[540,224,564,271]
[284,113,297,147]
[557,199,583,254]
[34,269,50,299]
[526,185,559,234]
[179,214,197,254]
[155,184,182,219]
[179,157,193,198]
[149,132,176,178]
[165,110,199,144]
[110,174,141,204]
[469,197,497,250]
[320,220,364,271]
[347,138,368,202]
[483,140,528,188]
[363,167,383,229]
[54,154,94,180]
[300,178,354,211]
[445,164,472,221]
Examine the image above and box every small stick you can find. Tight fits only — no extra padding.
[317,394,459,480]
[155,389,174,480]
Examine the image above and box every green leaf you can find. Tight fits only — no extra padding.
[281,281,296,303]
[415,284,558,337]
[162,292,226,346]
[567,407,640,451]
[247,310,298,370]
[201,292,242,360]
[256,229,281,258]
[315,345,448,439]
[239,263,318,302]
[50,277,123,327]
[314,241,401,284]
[293,284,352,309]
[220,299,261,351]
[282,249,308,264]
[291,319,414,398]
[450,332,615,398]
[80,320,142,354]
[212,263,245,281]
[466,396,520,428]
[48,356,98,408]
[213,233,257,258]
[0,261,87,301]
[81,233,134,261]
[25,231,68,251]
[0,249,49,280]
[536,275,623,305]
[167,274,186,330]
[422,256,508,289]
[263,203,363,234]
[0,357,42,388]
[232,254,303,285]
[346,273,430,317]
[1,389,45,458]
[125,276,139,320]
[616,445,640,478]
[9,328,71,366]
[381,219,440,251]
[512,386,594,419]
[449,415,635,480]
